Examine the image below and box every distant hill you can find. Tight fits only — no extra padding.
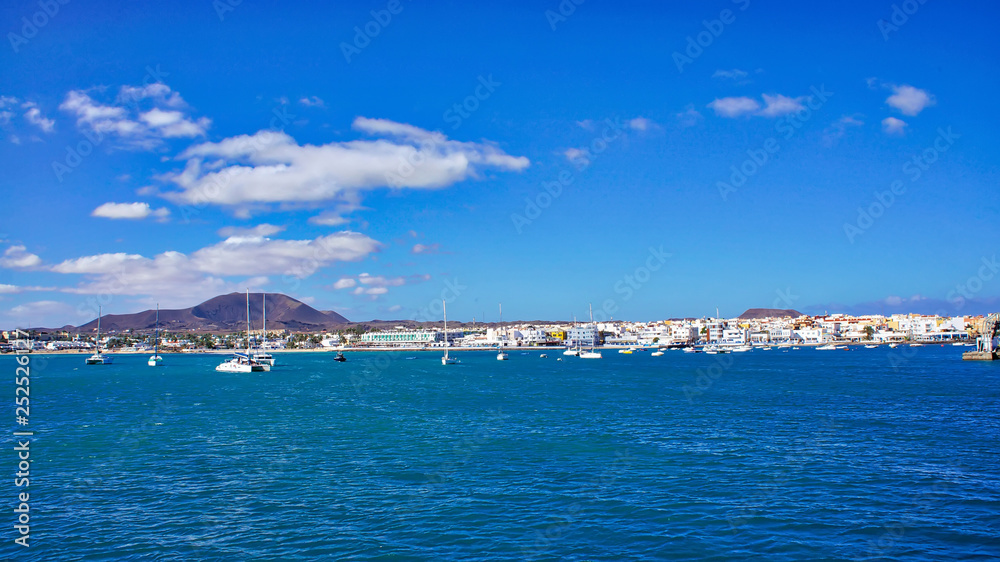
[76,293,349,333]
[738,308,803,319]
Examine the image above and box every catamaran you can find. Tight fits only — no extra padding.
[86,306,114,365]
[147,304,162,366]
[216,290,267,373]
[441,299,458,365]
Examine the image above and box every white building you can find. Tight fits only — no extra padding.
[566,325,599,348]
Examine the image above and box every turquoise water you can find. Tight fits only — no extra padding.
[5,347,1000,560]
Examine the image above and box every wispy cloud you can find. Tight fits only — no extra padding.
[628,117,654,131]
[59,83,209,150]
[217,224,285,237]
[676,105,702,128]
[823,114,865,146]
[712,68,749,81]
[22,102,54,132]
[299,96,325,108]
[411,243,441,254]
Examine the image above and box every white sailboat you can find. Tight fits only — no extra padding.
[216,290,267,373]
[579,303,602,359]
[252,293,275,367]
[441,299,458,365]
[147,304,162,366]
[496,303,509,360]
[85,306,114,365]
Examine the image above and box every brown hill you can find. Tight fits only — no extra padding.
[738,308,803,319]
[77,293,348,333]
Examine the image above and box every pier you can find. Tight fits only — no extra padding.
[963,313,999,361]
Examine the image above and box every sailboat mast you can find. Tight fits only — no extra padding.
[97,306,101,353]
[154,304,159,355]
[443,299,448,358]
[262,293,266,349]
[246,289,251,353]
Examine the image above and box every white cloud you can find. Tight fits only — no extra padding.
[0,284,20,294]
[757,94,806,117]
[91,202,170,220]
[628,117,654,131]
[59,83,209,149]
[707,96,760,118]
[712,69,749,80]
[163,118,529,207]
[217,224,285,237]
[332,278,357,289]
[22,102,54,132]
[0,246,42,269]
[886,85,935,116]
[299,96,325,107]
[882,117,907,135]
[139,108,209,138]
[44,232,380,305]
[9,300,74,318]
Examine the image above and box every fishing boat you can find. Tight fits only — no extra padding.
[441,300,458,365]
[496,346,509,361]
[333,351,347,362]
[539,353,548,358]
[216,290,267,373]
[86,307,114,365]
[147,303,162,367]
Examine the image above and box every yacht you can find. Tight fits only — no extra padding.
[217,290,267,373]
[148,304,163,367]
[86,307,114,365]
[216,352,266,373]
[864,344,878,349]
[651,350,665,357]
[816,344,838,350]
[333,351,347,362]
[539,353,548,358]
[441,300,458,365]
[496,346,509,361]
[563,347,581,356]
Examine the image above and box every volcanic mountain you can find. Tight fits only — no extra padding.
[738,308,804,320]
[76,293,349,333]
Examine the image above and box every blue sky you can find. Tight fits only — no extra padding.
[2,0,999,327]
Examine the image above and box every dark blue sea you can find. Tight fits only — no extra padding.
[5,346,1000,560]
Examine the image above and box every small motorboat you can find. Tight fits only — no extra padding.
[333,352,347,362]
